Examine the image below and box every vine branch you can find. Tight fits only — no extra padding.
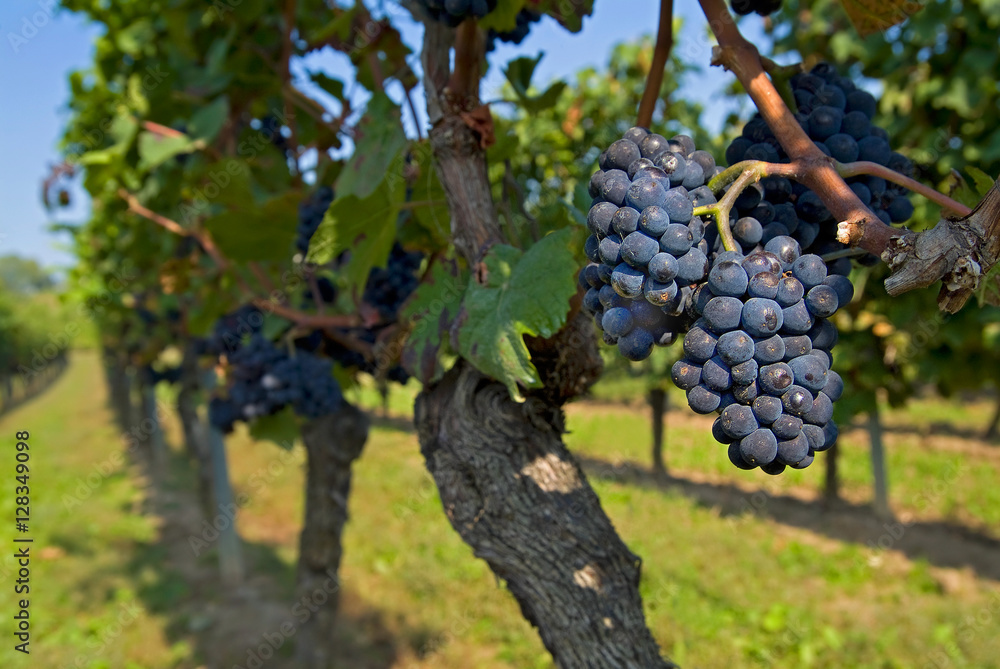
[118,188,364,332]
[696,0,1000,311]
[837,161,972,216]
[637,0,674,128]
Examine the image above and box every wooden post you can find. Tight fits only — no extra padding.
[869,403,892,519]
[649,388,667,476]
[201,370,245,586]
[824,442,839,504]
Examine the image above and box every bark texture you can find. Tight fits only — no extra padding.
[416,361,674,669]
[295,403,370,669]
[417,18,673,668]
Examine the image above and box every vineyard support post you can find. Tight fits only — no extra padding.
[984,394,1000,441]
[200,370,245,587]
[649,387,668,476]
[824,442,840,504]
[177,342,214,518]
[869,402,892,519]
[141,383,167,472]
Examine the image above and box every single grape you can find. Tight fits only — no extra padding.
[720,404,759,440]
[618,327,655,361]
[671,360,702,390]
[740,429,778,466]
[752,395,783,424]
[688,384,722,414]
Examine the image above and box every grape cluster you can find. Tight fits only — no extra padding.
[414,0,497,26]
[724,62,914,274]
[296,186,334,257]
[730,0,782,16]
[580,127,723,361]
[362,243,424,321]
[260,115,289,155]
[202,305,265,356]
[486,9,541,50]
[208,334,343,433]
[671,236,850,473]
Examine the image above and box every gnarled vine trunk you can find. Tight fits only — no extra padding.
[415,360,674,668]
[295,403,369,669]
[416,19,673,667]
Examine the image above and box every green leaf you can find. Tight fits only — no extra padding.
[204,192,299,262]
[457,228,579,400]
[307,171,405,293]
[966,166,995,198]
[189,96,229,142]
[248,406,300,448]
[520,81,567,114]
[479,0,527,31]
[839,0,923,37]
[308,71,345,101]
[261,311,291,340]
[187,290,231,337]
[536,0,594,32]
[114,18,154,55]
[503,54,544,100]
[335,93,407,200]
[401,259,468,384]
[137,132,199,171]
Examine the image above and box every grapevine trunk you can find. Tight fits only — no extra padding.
[415,361,675,669]
[295,403,369,669]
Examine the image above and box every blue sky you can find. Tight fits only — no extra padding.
[0,1,764,272]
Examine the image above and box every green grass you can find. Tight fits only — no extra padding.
[2,352,999,668]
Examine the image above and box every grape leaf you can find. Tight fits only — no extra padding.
[138,131,200,171]
[308,71,345,101]
[479,0,527,31]
[504,54,544,99]
[536,0,594,33]
[189,96,229,142]
[839,0,923,37]
[249,406,300,449]
[401,259,467,384]
[204,192,299,262]
[966,166,995,198]
[335,93,407,199]
[307,167,406,295]
[456,228,579,400]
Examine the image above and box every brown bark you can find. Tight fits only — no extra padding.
[417,18,672,668]
[295,403,370,669]
[415,360,674,669]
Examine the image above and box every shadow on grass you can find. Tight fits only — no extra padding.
[84,440,442,668]
[579,455,1000,583]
